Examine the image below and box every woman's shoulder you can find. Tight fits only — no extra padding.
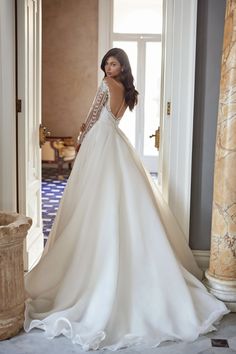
[103,77,124,91]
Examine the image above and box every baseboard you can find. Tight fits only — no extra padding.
[192,250,210,271]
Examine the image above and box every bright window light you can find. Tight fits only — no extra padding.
[113,0,163,34]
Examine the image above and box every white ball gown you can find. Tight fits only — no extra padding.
[24,80,230,351]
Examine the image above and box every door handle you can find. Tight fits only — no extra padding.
[149,127,160,150]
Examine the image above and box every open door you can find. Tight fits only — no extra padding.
[158,0,197,240]
[17,0,43,271]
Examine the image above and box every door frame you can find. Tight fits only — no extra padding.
[159,0,198,240]
[0,0,17,212]
[98,0,198,241]
[17,0,43,270]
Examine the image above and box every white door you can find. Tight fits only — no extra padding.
[158,0,198,239]
[17,0,43,271]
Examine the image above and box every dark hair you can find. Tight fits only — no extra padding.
[100,48,138,111]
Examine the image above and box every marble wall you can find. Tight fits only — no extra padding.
[42,0,98,141]
[209,0,236,280]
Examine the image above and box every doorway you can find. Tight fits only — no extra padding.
[16,0,198,270]
[110,0,163,174]
[16,0,44,270]
[39,0,163,247]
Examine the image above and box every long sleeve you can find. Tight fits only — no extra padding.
[78,80,108,145]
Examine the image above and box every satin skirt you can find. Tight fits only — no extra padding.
[24,107,230,351]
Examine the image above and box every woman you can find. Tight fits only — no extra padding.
[24,48,230,351]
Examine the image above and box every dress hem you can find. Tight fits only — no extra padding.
[24,300,230,351]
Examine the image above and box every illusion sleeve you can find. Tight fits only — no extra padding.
[77,80,108,145]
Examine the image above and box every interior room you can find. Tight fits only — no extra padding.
[0,0,236,353]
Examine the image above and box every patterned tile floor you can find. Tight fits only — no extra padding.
[42,167,70,244]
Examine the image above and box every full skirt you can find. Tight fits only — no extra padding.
[24,107,230,351]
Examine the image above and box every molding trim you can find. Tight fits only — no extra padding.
[193,250,236,312]
[192,250,210,271]
[204,270,236,312]
[17,0,44,271]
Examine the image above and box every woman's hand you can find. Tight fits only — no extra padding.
[76,123,86,153]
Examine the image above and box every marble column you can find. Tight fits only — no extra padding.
[204,0,236,311]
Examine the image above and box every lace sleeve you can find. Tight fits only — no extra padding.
[77,81,108,145]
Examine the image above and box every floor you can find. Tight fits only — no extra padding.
[1,314,236,354]
[41,166,70,243]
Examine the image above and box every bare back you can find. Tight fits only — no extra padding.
[104,77,127,119]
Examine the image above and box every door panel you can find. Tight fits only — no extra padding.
[143,41,162,171]
[17,0,43,271]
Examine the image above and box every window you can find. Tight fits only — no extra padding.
[111,0,163,172]
[113,0,162,34]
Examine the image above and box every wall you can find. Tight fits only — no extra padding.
[190,0,226,250]
[42,0,98,141]
[0,0,17,211]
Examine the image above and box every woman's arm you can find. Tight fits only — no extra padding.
[77,81,108,148]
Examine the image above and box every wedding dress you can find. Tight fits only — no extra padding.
[24,79,230,351]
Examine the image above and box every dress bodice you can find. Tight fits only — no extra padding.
[100,105,121,128]
[78,79,124,144]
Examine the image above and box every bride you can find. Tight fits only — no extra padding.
[24,48,230,351]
